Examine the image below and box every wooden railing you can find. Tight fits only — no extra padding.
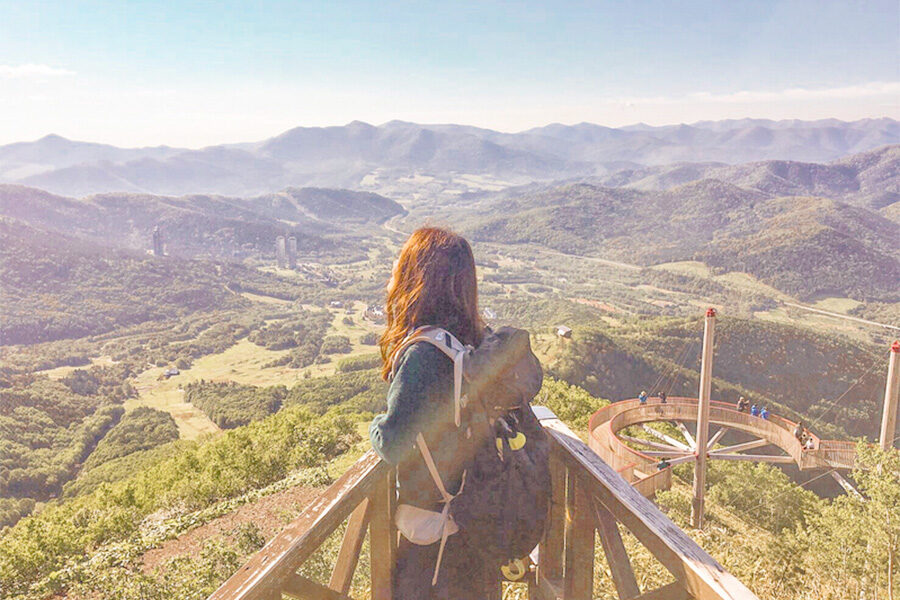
[208,409,759,600]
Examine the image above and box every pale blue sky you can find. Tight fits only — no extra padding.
[1,0,897,146]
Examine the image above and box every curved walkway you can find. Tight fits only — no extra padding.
[588,397,857,497]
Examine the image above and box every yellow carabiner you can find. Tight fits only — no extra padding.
[501,558,527,581]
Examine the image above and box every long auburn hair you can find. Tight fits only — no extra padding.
[380,227,484,380]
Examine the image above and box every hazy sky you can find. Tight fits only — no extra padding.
[1,0,898,147]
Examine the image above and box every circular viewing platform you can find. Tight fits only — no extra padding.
[588,397,858,497]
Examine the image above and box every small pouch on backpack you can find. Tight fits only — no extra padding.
[394,503,458,546]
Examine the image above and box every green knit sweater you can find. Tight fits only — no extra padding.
[369,342,466,507]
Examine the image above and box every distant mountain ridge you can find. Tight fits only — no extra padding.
[590,144,899,213]
[1,118,896,197]
[447,146,900,302]
[0,184,403,261]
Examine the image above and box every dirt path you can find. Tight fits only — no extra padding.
[141,485,320,573]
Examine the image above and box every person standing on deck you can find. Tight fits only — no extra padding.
[368,227,500,600]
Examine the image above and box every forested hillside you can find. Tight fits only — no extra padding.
[0,184,402,261]
[453,153,899,301]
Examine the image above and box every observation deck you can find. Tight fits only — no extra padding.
[208,408,759,600]
[589,397,858,498]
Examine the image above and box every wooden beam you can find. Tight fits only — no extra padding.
[639,450,694,458]
[328,498,370,594]
[635,581,690,600]
[282,573,349,600]
[707,427,728,450]
[564,474,594,600]
[709,438,770,455]
[539,447,567,584]
[879,341,900,451]
[542,416,759,600]
[676,422,696,449]
[642,425,692,452]
[620,435,689,453]
[208,451,389,600]
[664,455,698,467]
[691,308,716,529]
[369,469,396,600]
[830,471,863,499]
[710,453,794,464]
[592,498,641,600]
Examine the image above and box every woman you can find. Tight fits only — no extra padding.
[369,227,499,599]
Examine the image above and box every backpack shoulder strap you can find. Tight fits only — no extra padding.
[390,326,469,426]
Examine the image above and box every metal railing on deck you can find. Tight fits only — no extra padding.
[207,409,759,600]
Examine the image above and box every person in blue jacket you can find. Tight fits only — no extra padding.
[760,407,770,420]
[750,404,759,417]
[638,390,648,404]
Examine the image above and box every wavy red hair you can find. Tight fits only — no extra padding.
[380,227,484,380]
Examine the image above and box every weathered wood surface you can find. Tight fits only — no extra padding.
[593,498,641,600]
[539,447,567,584]
[564,475,594,600]
[282,573,349,600]
[207,451,388,600]
[369,469,396,600]
[328,498,370,594]
[635,581,691,600]
[209,411,762,600]
[544,416,759,600]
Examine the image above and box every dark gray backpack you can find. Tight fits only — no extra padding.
[391,325,550,580]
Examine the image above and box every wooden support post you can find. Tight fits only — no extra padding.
[328,498,370,594]
[691,307,716,530]
[539,447,567,586]
[879,341,900,451]
[564,475,594,600]
[369,469,396,600]
[592,499,641,600]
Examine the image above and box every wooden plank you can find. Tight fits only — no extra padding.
[635,581,690,600]
[709,438,770,455]
[369,468,396,600]
[564,474,594,600]
[282,573,350,600]
[710,454,794,464]
[676,422,696,449]
[592,498,641,600]
[543,416,759,600]
[639,450,694,458]
[539,446,567,583]
[328,497,370,594]
[620,435,691,453]
[642,425,692,451]
[208,451,389,600]
[707,427,728,449]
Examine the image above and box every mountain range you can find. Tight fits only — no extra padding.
[445,145,900,302]
[1,118,896,197]
[0,185,403,261]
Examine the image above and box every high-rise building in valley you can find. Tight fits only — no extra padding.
[275,236,287,268]
[152,225,164,256]
[287,236,297,268]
